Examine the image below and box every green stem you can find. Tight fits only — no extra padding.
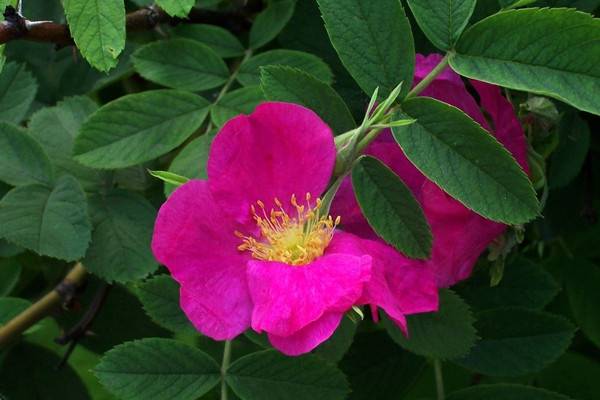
[434,359,445,400]
[406,53,451,99]
[220,340,232,400]
[204,49,254,135]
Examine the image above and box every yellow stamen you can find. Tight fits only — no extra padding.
[236,193,340,266]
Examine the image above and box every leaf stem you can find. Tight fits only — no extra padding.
[221,340,232,400]
[434,359,445,400]
[0,263,87,349]
[406,54,450,99]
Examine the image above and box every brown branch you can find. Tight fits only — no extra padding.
[0,5,252,46]
[0,263,88,349]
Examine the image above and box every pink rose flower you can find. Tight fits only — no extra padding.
[152,102,438,355]
[332,53,530,288]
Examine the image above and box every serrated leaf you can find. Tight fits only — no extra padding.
[211,86,264,128]
[133,39,229,91]
[318,0,414,98]
[238,49,333,86]
[447,384,572,400]
[0,122,53,186]
[165,132,214,196]
[83,190,157,283]
[95,338,220,400]
[407,0,476,50]
[549,111,590,189]
[62,0,126,71]
[565,258,600,348]
[384,290,477,360]
[0,175,90,261]
[261,66,355,134]
[155,0,195,17]
[174,24,245,58]
[457,257,559,311]
[455,308,575,376]
[392,97,539,224]
[0,61,38,123]
[450,8,600,116]
[249,0,296,49]
[226,349,350,400]
[28,96,107,191]
[73,90,210,169]
[137,275,195,334]
[0,258,21,296]
[352,156,432,259]
[340,331,426,400]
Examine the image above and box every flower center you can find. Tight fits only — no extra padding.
[236,193,340,266]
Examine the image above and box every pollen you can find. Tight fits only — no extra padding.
[235,193,341,266]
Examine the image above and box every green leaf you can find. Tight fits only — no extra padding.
[226,349,350,400]
[384,290,477,360]
[95,338,220,400]
[83,190,157,283]
[565,258,600,348]
[211,86,264,128]
[133,39,229,91]
[447,384,572,400]
[0,175,91,261]
[150,170,189,187]
[457,257,559,311]
[261,66,356,134]
[0,258,21,296]
[393,97,539,224]
[407,0,476,50]
[165,131,214,196]
[313,316,357,363]
[174,24,246,58]
[450,8,600,116]
[318,0,414,98]
[28,96,107,191]
[238,49,333,86]
[455,308,575,376]
[0,297,30,325]
[0,122,53,186]
[0,61,38,124]
[74,90,210,169]
[539,352,600,400]
[0,343,91,400]
[137,275,194,334]
[249,0,296,49]
[340,331,426,400]
[549,111,590,189]
[352,156,432,259]
[155,0,195,17]
[62,0,126,71]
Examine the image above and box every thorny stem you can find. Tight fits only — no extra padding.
[221,340,233,400]
[0,263,88,348]
[434,359,445,400]
[406,53,450,99]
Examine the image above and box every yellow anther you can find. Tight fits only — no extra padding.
[235,193,340,266]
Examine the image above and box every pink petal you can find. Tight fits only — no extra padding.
[151,180,253,339]
[267,312,344,356]
[420,182,506,287]
[207,102,336,224]
[247,239,371,337]
[470,80,529,172]
[328,232,438,331]
[415,54,488,127]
